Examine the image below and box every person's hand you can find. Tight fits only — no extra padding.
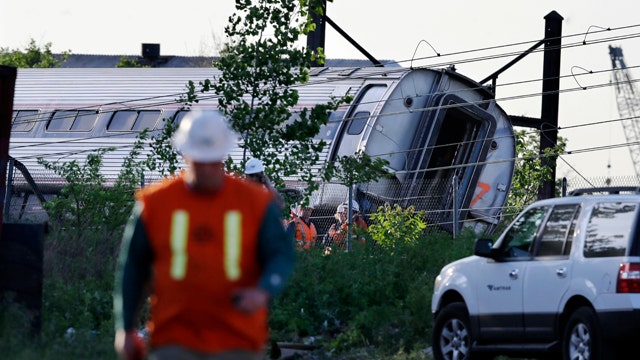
[115,329,146,360]
[232,288,270,314]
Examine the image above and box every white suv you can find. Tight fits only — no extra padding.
[431,187,640,360]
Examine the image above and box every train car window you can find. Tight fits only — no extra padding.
[108,111,137,131]
[70,110,99,131]
[11,110,38,132]
[173,109,226,127]
[173,110,190,126]
[133,111,161,131]
[315,111,345,141]
[285,112,301,125]
[47,111,76,131]
[285,110,344,141]
[347,111,369,135]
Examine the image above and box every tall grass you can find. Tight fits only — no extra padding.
[1,214,479,359]
[270,229,477,358]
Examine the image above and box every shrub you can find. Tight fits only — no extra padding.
[368,203,427,248]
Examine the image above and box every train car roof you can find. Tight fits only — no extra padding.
[12,66,409,107]
[54,53,402,68]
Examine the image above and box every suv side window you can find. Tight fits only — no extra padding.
[584,202,637,258]
[535,204,580,257]
[499,206,549,258]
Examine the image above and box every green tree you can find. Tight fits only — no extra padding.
[141,117,182,177]
[505,129,567,220]
[324,150,392,189]
[0,39,69,68]
[185,0,350,203]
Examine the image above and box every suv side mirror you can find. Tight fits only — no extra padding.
[474,238,495,258]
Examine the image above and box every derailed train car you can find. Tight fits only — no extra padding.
[7,66,515,233]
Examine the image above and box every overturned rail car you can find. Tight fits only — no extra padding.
[7,66,515,233]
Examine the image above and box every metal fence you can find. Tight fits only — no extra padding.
[3,157,478,235]
[4,155,640,238]
[561,175,640,193]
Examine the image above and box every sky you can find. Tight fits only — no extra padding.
[3,0,640,183]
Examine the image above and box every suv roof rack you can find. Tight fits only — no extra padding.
[568,186,640,196]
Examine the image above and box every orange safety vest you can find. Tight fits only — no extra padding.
[328,215,367,250]
[289,217,317,250]
[136,174,272,353]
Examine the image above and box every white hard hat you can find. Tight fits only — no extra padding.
[245,158,264,175]
[340,200,359,212]
[290,204,303,217]
[172,111,234,163]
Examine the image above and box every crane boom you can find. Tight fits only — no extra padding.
[609,45,640,177]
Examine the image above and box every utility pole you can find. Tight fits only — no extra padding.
[306,0,382,67]
[538,11,563,200]
[479,11,563,200]
[307,0,326,68]
[0,66,17,237]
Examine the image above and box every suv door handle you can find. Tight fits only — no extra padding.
[509,269,519,279]
[556,267,567,278]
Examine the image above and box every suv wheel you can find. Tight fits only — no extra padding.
[432,302,473,360]
[563,306,609,360]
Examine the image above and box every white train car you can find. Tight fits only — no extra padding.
[7,66,515,233]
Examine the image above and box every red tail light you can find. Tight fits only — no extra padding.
[617,263,640,293]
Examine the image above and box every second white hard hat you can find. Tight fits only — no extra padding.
[172,110,234,163]
[351,200,360,212]
[337,200,359,213]
[337,200,360,212]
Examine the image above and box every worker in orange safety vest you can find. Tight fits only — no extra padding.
[286,203,318,251]
[327,200,368,250]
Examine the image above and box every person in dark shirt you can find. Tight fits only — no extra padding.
[114,111,295,360]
